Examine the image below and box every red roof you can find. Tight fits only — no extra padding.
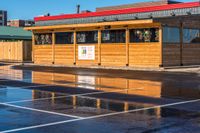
[34,2,200,22]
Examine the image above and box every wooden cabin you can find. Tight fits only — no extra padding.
[25,1,200,68]
[0,26,32,62]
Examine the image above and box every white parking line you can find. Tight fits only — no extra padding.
[0,102,83,119]
[6,87,143,104]
[1,98,200,133]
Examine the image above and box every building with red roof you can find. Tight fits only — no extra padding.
[25,0,200,68]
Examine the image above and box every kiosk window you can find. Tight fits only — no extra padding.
[183,29,200,43]
[130,28,159,43]
[55,32,74,44]
[35,33,52,45]
[163,27,180,43]
[77,31,98,44]
[101,30,125,43]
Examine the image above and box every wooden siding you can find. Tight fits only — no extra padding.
[54,45,74,65]
[182,44,200,65]
[129,43,161,67]
[33,43,163,67]
[162,44,180,66]
[0,41,31,62]
[101,44,126,66]
[33,45,53,64]
[163,43,200,66]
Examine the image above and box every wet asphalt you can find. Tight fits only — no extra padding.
[0,63,200,133]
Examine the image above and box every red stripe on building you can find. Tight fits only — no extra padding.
[34,2,200,22]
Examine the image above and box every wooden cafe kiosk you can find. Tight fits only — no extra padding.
[25,1,200,68]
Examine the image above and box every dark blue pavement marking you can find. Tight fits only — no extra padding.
[0,105,74,132]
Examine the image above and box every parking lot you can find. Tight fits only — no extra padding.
[0,64,200,133]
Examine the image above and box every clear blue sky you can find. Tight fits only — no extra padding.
[0,0,193,20]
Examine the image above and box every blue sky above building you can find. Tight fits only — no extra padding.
[0,0,193,20]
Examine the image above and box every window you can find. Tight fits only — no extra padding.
[101,30,125,43]
[183,29,200,43]
[163,27,180,43]
[130,28,159,43]
[77,31,98,44]
[55,32,74,44]
[34,33,52,45]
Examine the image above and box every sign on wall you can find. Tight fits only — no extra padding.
[78,46,95,60]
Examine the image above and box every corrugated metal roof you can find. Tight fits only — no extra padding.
[0,26,32,40]
[35,6,200,26]
[35,1,200,22]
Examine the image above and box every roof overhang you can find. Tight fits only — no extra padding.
[25,19,156,31]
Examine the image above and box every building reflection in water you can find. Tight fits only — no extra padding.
[31,71,200,99]
[30,71,200,120]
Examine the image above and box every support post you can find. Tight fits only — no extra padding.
[98,30,101,65]
[159,26,163,67]
[52,32,55,64]
[73,31,77,65]
[126,28,129,66]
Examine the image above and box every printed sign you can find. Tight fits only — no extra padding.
[78,46,95,60]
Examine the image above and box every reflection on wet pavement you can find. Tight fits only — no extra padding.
[0,64,200,133]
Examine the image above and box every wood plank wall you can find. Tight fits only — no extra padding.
[34,45,53,64]
[163,44,200,66]
[33,42,161,67]
[33,34,161,67]
[162,44,181,66]
[182,44,200,65]
[54,45,74,65]
[0,41,32,62]
[129,43,161,67]
[156,17,200,66]
[101,44,126,66]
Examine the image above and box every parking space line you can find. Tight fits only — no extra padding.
[2,98,200,133]
[6,87,143,104]
[0,102,83,119]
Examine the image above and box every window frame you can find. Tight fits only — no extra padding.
[76,30,98,44]
[101,29,126,44]
[162,26,181,45]
[55,32,74,45]
[129,28,160,43]
[183,28,200,44]
[34,33,53,45]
